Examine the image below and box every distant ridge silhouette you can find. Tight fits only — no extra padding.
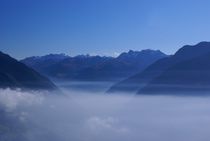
[21,50,167,82]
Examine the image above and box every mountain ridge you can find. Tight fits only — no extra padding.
[0,51,58,91]
[108,41,210,94]
[21,49,167,82]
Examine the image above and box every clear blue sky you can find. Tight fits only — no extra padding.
[1,0,210,59]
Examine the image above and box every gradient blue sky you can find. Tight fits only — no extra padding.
[1,0,210,59]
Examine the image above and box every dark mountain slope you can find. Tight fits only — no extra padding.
[0,51,57,91]
[108,41,210,93]
[138,52,210,95]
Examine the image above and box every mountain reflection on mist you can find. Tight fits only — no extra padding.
[1,85,210,141]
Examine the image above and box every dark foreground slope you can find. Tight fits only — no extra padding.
[108,42,210,94]
[139,51,210,95]
[21,50,167,82]
[0,51,57,91]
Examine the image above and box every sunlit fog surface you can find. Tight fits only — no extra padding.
[1,88,210,141]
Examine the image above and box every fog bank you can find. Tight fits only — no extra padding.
[1,89,210,141]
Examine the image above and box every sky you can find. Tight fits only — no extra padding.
[1,0,210,59]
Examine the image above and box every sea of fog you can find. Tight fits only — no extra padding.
[1,82,210,141]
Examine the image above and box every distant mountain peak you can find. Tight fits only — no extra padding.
[23,54,69,62]
[44,53,69,57]
[127,49,160,54]
[74,54,113,59]
[75,54,91,58]
[118,49,167,59]
[141,49,163,54]
[21,49,167,82]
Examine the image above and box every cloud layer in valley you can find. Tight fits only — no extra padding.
[1,89,210,141]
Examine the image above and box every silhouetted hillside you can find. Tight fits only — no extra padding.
[139,51,210,95]
[0,51,58,91]
[108,42,210,94]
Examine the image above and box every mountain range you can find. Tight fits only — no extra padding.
[21,50,167,82]
[108,42,210,95]
[0,51,58,91]
[2,41,210,95]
